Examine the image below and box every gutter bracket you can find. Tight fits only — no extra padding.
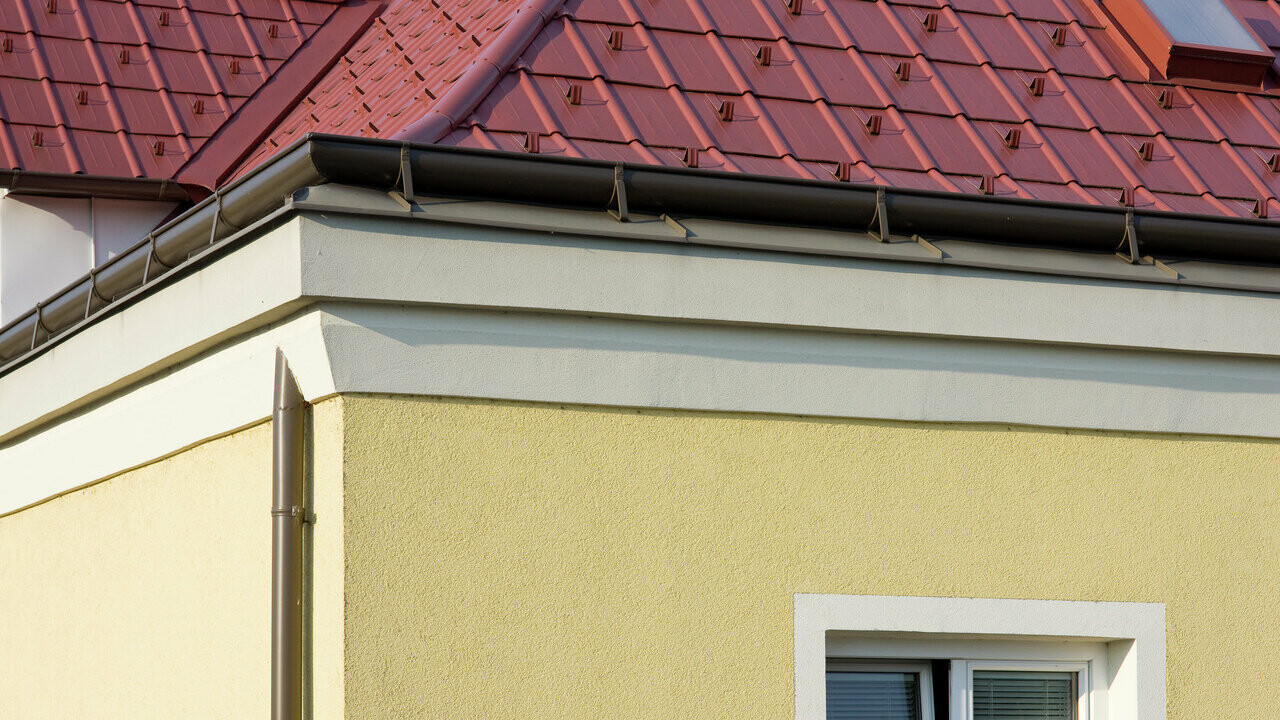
[1148,256,1182,280]
[208,192,223,247]
[869,187,890,242]
[142,233,171,284]
[1116,209,1140,264]
[608,164,630,222]
[85,267,110,318]
[391,143,419,212]
[29,303,44,350]
[661,213,689,239]
[913,234,944,259]
[207,190,241,250]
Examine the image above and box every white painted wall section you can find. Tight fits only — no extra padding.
[0,192,176,324]
[0,193,91,324]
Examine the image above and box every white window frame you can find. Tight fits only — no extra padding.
[795,594,1165,720]
[825,659,936,720]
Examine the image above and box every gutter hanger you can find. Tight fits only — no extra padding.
[3,134,1280,375]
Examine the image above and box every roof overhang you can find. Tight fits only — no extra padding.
[4,133,1280,375]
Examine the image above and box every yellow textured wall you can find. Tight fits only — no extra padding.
[0,397,343,719]
[340,395,1280,719]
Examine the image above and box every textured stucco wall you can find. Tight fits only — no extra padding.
[0,397,343,719]
[340,394,1280,719]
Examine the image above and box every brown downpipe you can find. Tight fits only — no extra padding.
[272,350,307,720]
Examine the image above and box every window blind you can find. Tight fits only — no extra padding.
[972,671,1075,720]
[826,671,920,720]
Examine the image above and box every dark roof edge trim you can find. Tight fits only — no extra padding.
[3,133,1280,373]
[2,170,190,202]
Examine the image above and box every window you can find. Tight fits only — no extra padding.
[1101,0,1273,86]
[795,595,1166,720]
[968,666,1085,720]
[826,661,934,720]
[826,649,1095,720]
[1139,0,1263,52]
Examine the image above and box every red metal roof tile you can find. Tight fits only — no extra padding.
[0,78,59,127]
[995,68,1088,129]
[1193,90,1280,147]
[1036,126,1133,188]
[970,121,1069,184]
[929,60,1023,123]
[900,112,999,176]
[12,0,1280,229]
[80,2,147,46]
[644,29,739,94]
[35,36,102,85]
[754,0,845,49]
[955,12,1049,72]
[1101,132,1201,195]
[1138,85,1225,143]
[1060,75,1156,135]
[943,0,1003,15]
[520,20,661,87]
[729,40,817,103]
[758,96,857,164]
[694,0,779,42]
[825,1,915,57]
[0,0,345,180]
[1015,178,1099,205]
[885,5,983,65]
[829,105,929,171]
[1169,139,1265,200]
[1006,0,1090,27]
[880,56,956,115]
[874,166,953,192]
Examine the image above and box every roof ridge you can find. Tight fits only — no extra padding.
[392,0,568,143]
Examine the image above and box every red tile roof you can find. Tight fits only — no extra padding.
[21,0,1280,223]
[0,0,360,182]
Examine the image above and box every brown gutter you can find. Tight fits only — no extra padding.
[272,350,307,720]
[4,134,1280,375]
[1,170,189,202]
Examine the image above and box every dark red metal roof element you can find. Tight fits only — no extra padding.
[30,0,1280,226]
[233,0,1280,221]
[175,0,379,192]
[236,0,563,173]
[0,0,346,180]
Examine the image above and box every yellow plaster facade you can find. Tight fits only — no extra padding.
[0,421,272,718]
[4,393,1277,718]
[0,397,344,719]
[339,394,1280,720]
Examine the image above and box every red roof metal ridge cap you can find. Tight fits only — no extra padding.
[391,0,569,144]
[174,0,384,194]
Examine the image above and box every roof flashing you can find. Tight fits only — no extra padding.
[1103,0,1275,86]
